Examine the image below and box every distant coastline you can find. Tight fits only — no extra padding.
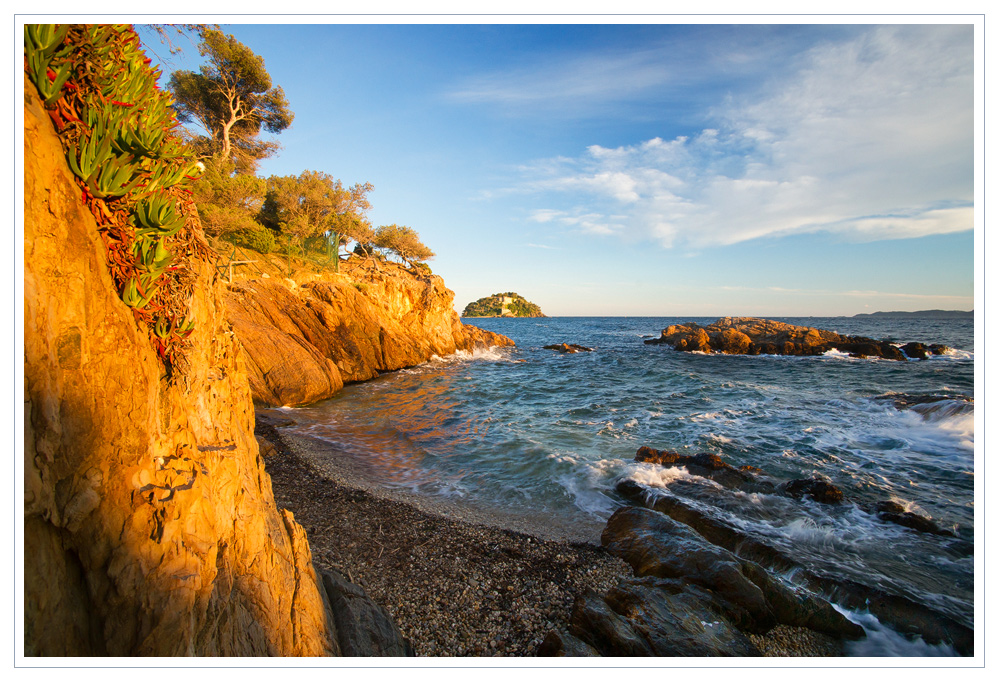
[853,309,973,319]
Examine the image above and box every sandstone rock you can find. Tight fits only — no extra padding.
[645,316,941,361]
[713,328,753,354]
[24,77,337,656]
[225,271,513,407]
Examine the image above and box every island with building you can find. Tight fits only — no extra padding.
[462,292,545,318]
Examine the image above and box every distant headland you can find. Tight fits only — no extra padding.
[853,309,973,319]
[462,292,545,318]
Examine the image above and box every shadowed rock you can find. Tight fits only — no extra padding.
[321,571,414,656]
[780,477,845,504]
[616,476,972,654]
[873,501,955,537]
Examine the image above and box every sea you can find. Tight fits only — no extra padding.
[282,315,975,657]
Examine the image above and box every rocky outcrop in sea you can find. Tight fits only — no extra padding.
[644,316,951,360]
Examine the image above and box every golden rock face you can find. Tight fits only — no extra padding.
[24,78,336,657]
[225,265,513,408]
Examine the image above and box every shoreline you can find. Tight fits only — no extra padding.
[258,414,845,657]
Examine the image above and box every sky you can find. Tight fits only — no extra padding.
[136,18,978,317]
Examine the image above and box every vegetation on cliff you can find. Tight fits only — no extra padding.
[24,23,205,370]
[462,292,545,318]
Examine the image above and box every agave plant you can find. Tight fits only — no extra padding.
[24,24,72,105]
[133,193,185,237]
[27,23,204,362]
[88,153,143,198]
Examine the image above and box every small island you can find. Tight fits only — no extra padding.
[462,292,545,318]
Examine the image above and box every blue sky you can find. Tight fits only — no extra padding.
[139,20,977,317]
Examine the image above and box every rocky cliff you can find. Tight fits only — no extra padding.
[224,261,513,407]
[24,76,339,656]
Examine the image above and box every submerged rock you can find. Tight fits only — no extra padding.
[780,477,845,504]
[644,316,941,361]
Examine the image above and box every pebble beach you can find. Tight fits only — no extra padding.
[259,417,844,658]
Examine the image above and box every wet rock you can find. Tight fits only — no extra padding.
[543,343,594,353]
[601,506,777,634]
[634,446,758,490]
[901,342,929,360]
[602,578,762,656]
[566,590,655,656]
[322,571,414,656]
[874,501,955,537]
[255,409,297,428]
[616,478,972,654]
[536,629,601,656]
[929,343,951,355]
[616,481,797,571]
[738,563,865,640]
[780,477,845,504]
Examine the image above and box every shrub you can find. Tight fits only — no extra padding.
[222,225,275,254]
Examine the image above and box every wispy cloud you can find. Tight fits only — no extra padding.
[508,25,973,248]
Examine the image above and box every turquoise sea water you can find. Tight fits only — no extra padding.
[284,316,975,655]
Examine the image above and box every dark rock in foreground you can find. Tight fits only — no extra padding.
[611,445,974,655]
[644,316,949,361]
[322,571,414,656]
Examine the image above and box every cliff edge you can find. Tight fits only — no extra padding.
[224,258,513,407]
[24,75,337,656]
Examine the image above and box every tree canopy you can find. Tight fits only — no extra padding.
[168,29,293,172]
[259,171,375,271]
[373,224,435,267]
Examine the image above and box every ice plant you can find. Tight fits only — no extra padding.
[25,23,208,370]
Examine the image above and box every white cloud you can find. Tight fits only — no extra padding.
[513,25,973,248]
